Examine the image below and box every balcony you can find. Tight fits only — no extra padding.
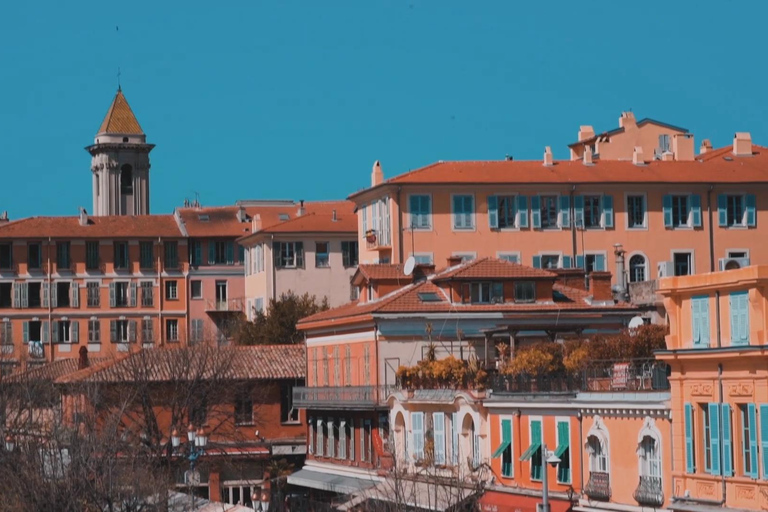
[204,298,245,314]
[633,476,664,507]
[584,471,611,501]
[628,280,661,306]
[489,358,670,395]
[365,230,391,251]
[293,385,396,410]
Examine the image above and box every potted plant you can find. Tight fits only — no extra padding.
[365,229,376,243]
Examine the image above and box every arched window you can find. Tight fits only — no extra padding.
[120,164,133,194]
[629,254,646,282]
[462,413,480,468]
[588,435,608,472]
[639,436,661,477]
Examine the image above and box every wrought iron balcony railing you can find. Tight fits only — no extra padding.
[293,385,396,410]
[204,298,245,313]
[584,471,611,501]
[633,475,663,507]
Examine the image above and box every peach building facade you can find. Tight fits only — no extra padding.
[658,266,768,512]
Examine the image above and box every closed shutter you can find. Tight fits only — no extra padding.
[759,405,768,479]
[296,242,304,268]
[576,255,585,269]
[71,283,79,308]
[412,412,424,460]
[21,282,28,308]
[746,194,757,227]
[488,196,499,229]
[110,320,117,342]
[129,282,137,307]
[50,282,57,308]
[530,196,541,229]
[663,195,673,227]
[129,321,137,342]
[721,403,733,476]
[42,321,49,343]
[730,292,749,345]
[709,403,721,475]
[717,195,728,227]
[42,283,49,308]
[602,194,614,228]
[685,403,694,473]
[517,196,528,228]
[701,298,711,346]
[433,412,445,465]
[109,283,116,307]
[226,242,234,264]
[747,403,758,478]
[559,196,570,228]
[208,240,216,264]
[562,256,572,268]
[22,321,29,344]
[13,283,19,308]
[51,321,59,343]
[690,194,702,227]
[532,255,542,268]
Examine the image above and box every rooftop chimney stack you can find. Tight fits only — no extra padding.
[700,139,713,154]
[0,212,7,224]
[371,160,384,187]
[78,346,89,370]
[578,125,595,142]
[543,146,554,166]
[672,133,695,161]
[619,111,637,129]
[582,146,594,165]
[297,199,306,217]
[632,146,645,165]
[236,206,246,223]
[733,132,753,156]
[78,207,88,226]
[252,214,263,232]
[332,209,337,222]
[447,255,463,267]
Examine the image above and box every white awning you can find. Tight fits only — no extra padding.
[287,469,378,495]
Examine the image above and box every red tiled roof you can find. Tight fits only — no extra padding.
[56,345,304,384]
[435,257,556,280]
[0,215,182,240]
[7,357,109,383]
[98,90,144,135]
[356,264,410,281]
[255,202,356,234]
[349,145,768,199]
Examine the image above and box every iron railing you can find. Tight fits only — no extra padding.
[293,385,397,410]
[584,471,611,501]
[633,475,663,507]
[489,359,670,394]
[205,298,245,313]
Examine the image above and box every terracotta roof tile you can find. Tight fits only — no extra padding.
[435,257,556,280]
[356,264,410,281]
[7,357,109,383]
[0,215,183,240]
[98,90,143,135]
[56,345,304,384]
[255,203,356,235]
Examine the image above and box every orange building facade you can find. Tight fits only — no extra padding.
[658,266,768,512]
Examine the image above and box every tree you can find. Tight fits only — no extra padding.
[236,291,329,346]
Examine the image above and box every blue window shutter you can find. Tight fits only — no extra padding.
[409,195,419,227]
[602,195,614,228]
[531,196,541,229]
[730,292,749,345]
[709,403,721,475]
[22,321,29,344]
[721,403,733,476]
[194,241,202,266]
[690,194,702,227]
[562,255,572,268]
[595,254,606,272]
[559,196,570,228]
[575,255,585,269]
[574,195,584,228]
[748,404,758,478]
[532,255,542,268]
[685,403,695,473]
[663,195,673,228]
[718,195,728,227]
[517,196,529,228]
[759,405,768,479]
[692,299,700,345]
[226,242,234,264]
[208,240,216,264]
[452,196,461,228]
[425,196,432,228]
[488,196,499,229]
[746,194,757,227]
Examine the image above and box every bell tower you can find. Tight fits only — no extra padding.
[86,88,154,216]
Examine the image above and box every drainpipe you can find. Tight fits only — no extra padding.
[270,235,276,303]
[578,410,584,495]
[718,363,726,503]
[707,186,715,272]
[397,186,404,263]
[570,186,577,261]
[48,237,53,362]
[157,237,162,347]
[184,239,190,347]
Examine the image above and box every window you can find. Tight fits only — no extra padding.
[209,240,235,265]
[498,253,519,263]
[536,254,560,270]
[316,418,324,457]
[556,420,571,483]
[452,195,475,229]
[166,319,179,342]
[539,195,558,229]
[691,295,711,348]
[56,242,70,270]
[702,404,713,473]
[659,134,670,153]
[235,388,254,425]
[0,283,11,308]
[718,194,755,228]
[514,281,535,303]
[492,418,513,478]
[55,282,71,307]
[189,396,207,427]
[729,291,749,346]
[520,419,543,480]
[137,241,153,270]
[315,242,330,268]
[488,195,517,229]
[588,435,608,473]
[464,282,503,304]
[165,280,178,300]
[640,436,661,477]
[114,242,129,270]
[412,412,425,460]
[274,242,304,269]
[164,241,179,269]
[141,318,153,343]
[28,243,42,270]
[409,195,432,229]
[583,253,606,274]
[740,404,758,477]
[629,255,646,282]
[113,282,129,307]
[55,320,71,343]
[412,253,433,265]
[81,282,97,308]
[674,252,692,276]
[88,319,100,343]
[191,280,202,299]
[86,242,99,270]
[341,241,358,267]
[28,320,42,343]
[120,164,133,194]
[110,320,131,343]
[627,195,646,228]
[584,195,602,228]
[28,282,41,308]
[141,281,153,306]
[281,383,299,423]
[0,243,12,269]
[672,195,689,227]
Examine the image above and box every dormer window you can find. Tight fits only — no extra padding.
[462,282,503,304]
[515,281,536,303]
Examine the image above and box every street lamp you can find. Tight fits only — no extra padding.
[260,490,270,511]
[4,435,14,452]
[541,443,561,512]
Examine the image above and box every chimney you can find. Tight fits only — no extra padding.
[578,125,595,142]
[700,139,713,154]
[661,151,674,161]
[236,206,247,223]
[619,111,636,129]
[412,264,436,283]
[447,255,463,267]
[632,146,645,165]
[0,212,7,224]
[297,200,306,217]
[589,272,614,302]
[553,268,587,291]
[582,146,594,165]
[78,346,89,370]
[672,133,694,161]
[252,214,263,232]
[733,132,753,156]
[332,209,337,222]
[543,146,554,166]
[78,207,88,227]
[371,160,384,187]
[613,243,627,298]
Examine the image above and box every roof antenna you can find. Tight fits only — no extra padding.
[116,25,122,91]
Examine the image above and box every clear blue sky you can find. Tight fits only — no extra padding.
[2,1,767,218]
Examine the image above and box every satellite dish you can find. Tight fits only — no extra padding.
[628,316,645,331]
[403,256,416,276]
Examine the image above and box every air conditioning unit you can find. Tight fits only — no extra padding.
[719,257,750,271]
[657,261,675,278]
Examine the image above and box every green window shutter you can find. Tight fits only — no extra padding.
[531,420,542,480]
[433,412,445,465]
[718,195,728,227]
[690,194,702,227]
[575,255,585,269]
[685,403,695,473]
[709,402,721,475]
[730,292,749,345]
[748,404,758,478]
[517,196,528,228]
[208,240,216,264]
[746,194,757,227]
[574,195,584,228]
[559,195,570,228]
[532,255,542,269]
[488,196,499,229]
[452,196,462,228]
[595,254,606,271]
[109,283,116,308]
[42,283,49,308]
[663,195,673,227]
[562,255,572,269]
[530,196,541,229]
[493,419,512,459]
[759,405,768,479]
[226,242,234,264]
[721,403,733,476]
[602,194,614,228]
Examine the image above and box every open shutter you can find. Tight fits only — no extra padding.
[532,255,542,269]
[718,195,728,227]
[759,405,768,479]
[434,412,445,465]
[296,242,305,268]
[730,293,747,345]
[208,240,216,264]
[110,320,117,342]
[559,195,570,228]
[21,283,28,308]
[531,420,542,480]
[692,299,701,345]
[721,403,733,476]
[530,196,541,229]
[663,195,673,228]
[50,282,58,308]
[451,412,459,465]
[226,242,234,264]
[488,196,499,229]
[746,194,757,227]
[701,298,711,346]
[562,255,572,268]
[51,321,59,343]
[748,404,758,478]
[42,282,49,308]
[130,282,137,307]
[709,402,721,475]
[13,283,19,309]
[574,195,584,228]
[42,321,49,343]
[685,403,695,473]
[109,283,116,307]
[71,321,79,344]
[602,194,614,228]
[575,255,585,269]
[412,412,424,460]
[349,417,355,461]
[595,254,606,271]
[22,321,29,344]
[129,320,137,342]
[501,419,513,476]
[690,194,702,227]
[517,196,529,228]
[71,283,79,308]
